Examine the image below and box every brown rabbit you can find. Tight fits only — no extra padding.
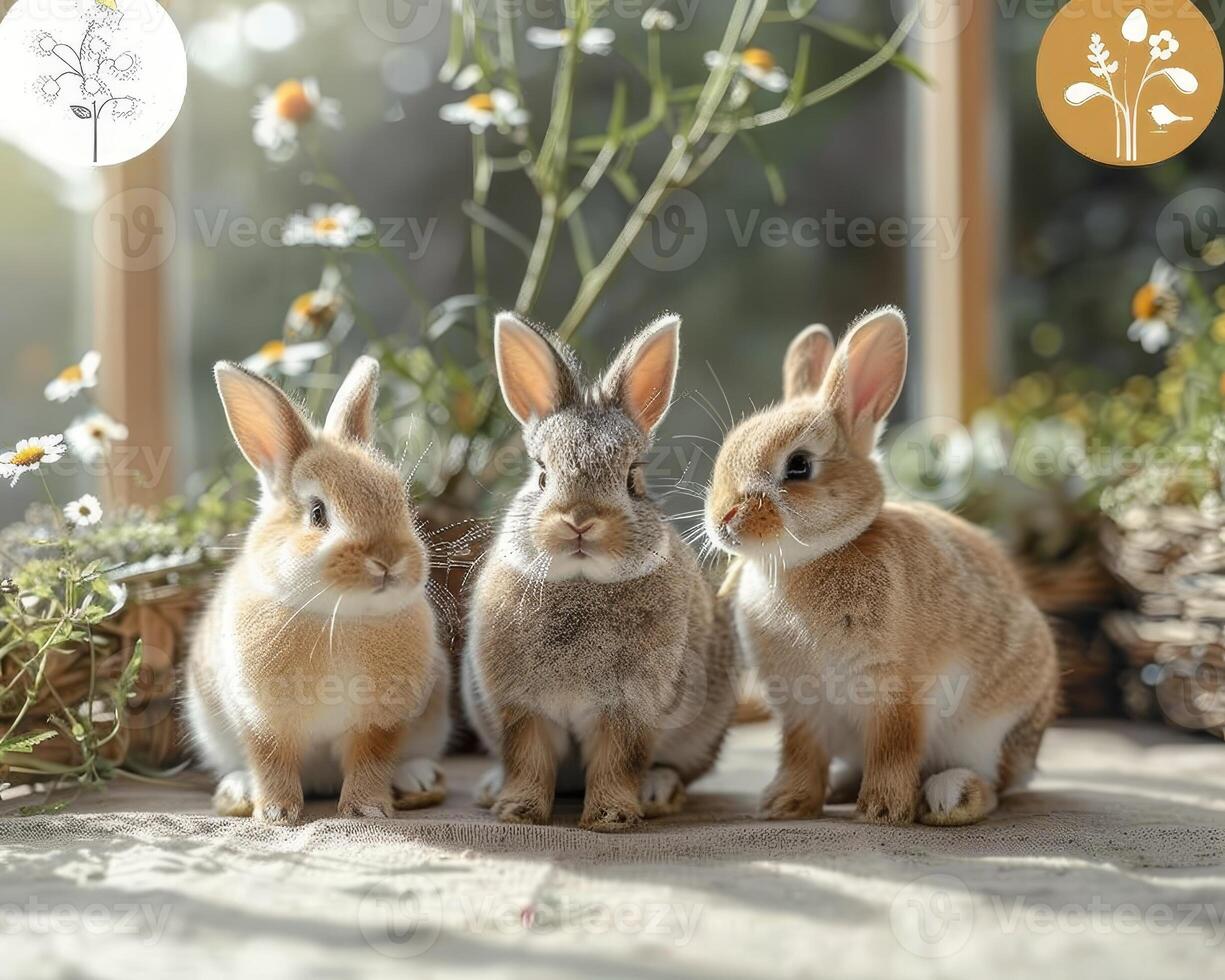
[461,313,739,832]
[185,357,449,824]
[706,307,1058,826]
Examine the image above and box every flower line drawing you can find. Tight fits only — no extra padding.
[31,10,143,164]
[1063,8,1199,163]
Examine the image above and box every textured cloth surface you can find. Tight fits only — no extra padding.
[2,721,1225,979]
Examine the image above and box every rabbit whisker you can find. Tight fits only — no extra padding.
[327,594,344,659]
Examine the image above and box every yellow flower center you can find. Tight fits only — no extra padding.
[11,446,45,467]
[290,292,337,324]
[76,504,93,517]
[258,340,287,361]
[466,93,495,113]
[741,48,776,71]
[1131,283,1157,319]
[274,80,314,123]
[313,217,341,234]
[58,364,83,384]
[89,425,106,439]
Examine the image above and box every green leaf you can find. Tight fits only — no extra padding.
[0,730,57,754]
[117,639,143,700]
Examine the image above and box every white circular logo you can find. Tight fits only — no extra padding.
[630,189,708,272]
[886,416,975,506]
[0,0,187,167]
[890,874,975,959]
[357,879,443,959]
[92,186,176,270]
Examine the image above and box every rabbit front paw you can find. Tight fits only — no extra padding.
[856,780,919,825]
[338,793,392,819]
[256,796,304,825]
[761,779,824,821]
[492,794,551,825]
[579,801,643,833]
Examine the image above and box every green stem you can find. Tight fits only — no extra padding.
[516,194,559,313]
[471,131,493,340]
[558,0,763,339]
[718,3,921,132]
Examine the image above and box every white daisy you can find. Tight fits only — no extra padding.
[1128,259,1181,354]
[44,351,101,403]
[704,47,790,93]
[439,89,530,134]
[451,64,485,91]
[283,204,375,248]
[66,412,129,464]
[64,494,103,528]
[252,78,343,163]
[82,74,105,96]
[284,266,353,343]
[242,339,332,377]
[641,9,677,31]
[0,435,67,487]
[526,26,616,56]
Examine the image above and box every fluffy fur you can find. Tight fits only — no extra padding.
[185,357,449,824]
[462,313,739,832]
[706,307,1059,826]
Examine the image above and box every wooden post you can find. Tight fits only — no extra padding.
[91,139,176,509]
[911,0,996,421]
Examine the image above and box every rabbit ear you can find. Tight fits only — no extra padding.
[783,323,835,400]
[324,355,379,443]
[603,313,681,433]
[214,362,313,488]
[494,313,579,425]
[818,306,908,453]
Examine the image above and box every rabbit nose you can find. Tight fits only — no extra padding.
[365,558,393,588]
[720,505,739,528]
[563,518,595,537]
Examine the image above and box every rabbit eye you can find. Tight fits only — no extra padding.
[784,452,813,481]
[535,460,547,491]
[309,498,328,529]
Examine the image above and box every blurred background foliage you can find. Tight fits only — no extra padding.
[0,0,1222,533]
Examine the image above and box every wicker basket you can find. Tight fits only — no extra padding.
[0,564,207,786]
[1099,506,1225,738]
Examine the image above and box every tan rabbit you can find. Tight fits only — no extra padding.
[706,307,1058,826]
[462,313,739,833]
[185,357,449,824]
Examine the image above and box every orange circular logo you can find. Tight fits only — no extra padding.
[1037,0,1223,166]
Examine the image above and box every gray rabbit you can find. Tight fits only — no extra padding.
[462,312,739,832]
